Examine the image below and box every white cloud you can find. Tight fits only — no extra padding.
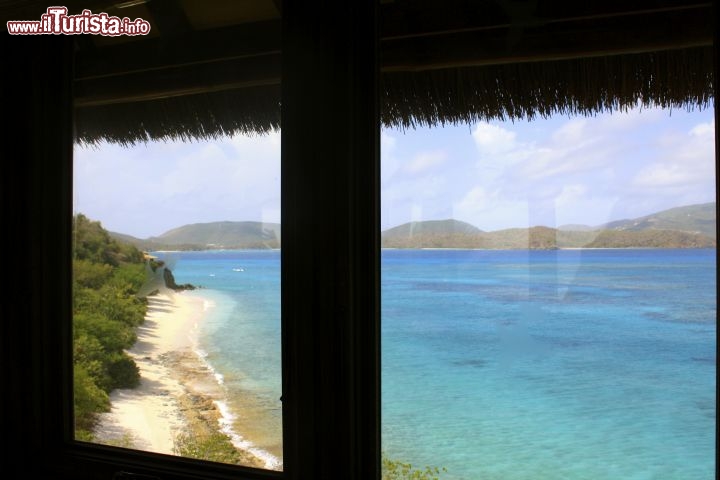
[74,133,281,237]
[472,123,517,155]
[157,134,280,208]
[471,118,612,187]
[550,118,588,144]
[512,121,611,181]
[454,109,714,230]
[77,109,715,237]
[595,105,666,130]
[690,120,714,137]
[632,119,715,192]
[403,150,448,174]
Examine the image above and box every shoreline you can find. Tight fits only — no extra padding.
[92,291,270,469]
[380,246,714,251]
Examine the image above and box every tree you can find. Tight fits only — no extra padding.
[72,213,148,437]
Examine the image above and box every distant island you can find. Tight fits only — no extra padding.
[111,221,282,251]
[110,202,716,251]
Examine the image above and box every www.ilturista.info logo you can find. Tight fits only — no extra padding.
[7,6,151,36]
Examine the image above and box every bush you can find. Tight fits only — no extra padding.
[74,363,110,433]
[72,213,148,430]
[74,310,137,353]
[107,352,141,390]
[382,457,447,480]
[173,432,243,464]
[73,259,113,289]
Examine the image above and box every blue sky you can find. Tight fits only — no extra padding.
[74,106,715,238]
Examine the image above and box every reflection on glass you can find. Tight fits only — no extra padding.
[381,108,716,479]
[72,134,283,469]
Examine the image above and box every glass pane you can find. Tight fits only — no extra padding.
[381,107,716,479]
[72,134,283,469]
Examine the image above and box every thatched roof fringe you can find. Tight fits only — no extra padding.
[75,85,281,146]
[75,47,712,145]
[381,47,714,130]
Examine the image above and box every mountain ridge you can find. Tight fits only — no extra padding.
[381,203,715,249]
[382,219,482,238]
[110,221,281,251]
[109,202,716,250]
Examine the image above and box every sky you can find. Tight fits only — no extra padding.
[74,106,716,239]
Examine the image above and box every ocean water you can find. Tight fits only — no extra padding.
[159,250,283,469]
[163,248,716,479]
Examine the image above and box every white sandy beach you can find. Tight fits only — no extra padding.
[91,288,273,469]
[92,291,205,454]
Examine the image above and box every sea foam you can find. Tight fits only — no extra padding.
[214,399,283,471]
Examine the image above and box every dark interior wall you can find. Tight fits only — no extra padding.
[0,34,74,478]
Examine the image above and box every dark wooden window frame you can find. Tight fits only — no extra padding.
[1,2,717,480]
[2,3,378,480]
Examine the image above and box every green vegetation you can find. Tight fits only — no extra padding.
[382,457,447,480]
[600,202,716,239]
[380,203,717,249]
[173,432,245,464]
[109,202,716,251]
[173,435,448,478]
[110,221,281,251]
[73,214,148,438]
[381,225,715,249]
[584,229,716,248]
[382,219,481,238]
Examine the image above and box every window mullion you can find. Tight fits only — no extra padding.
[281,2,380,479]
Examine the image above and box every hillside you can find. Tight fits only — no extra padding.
[150,221,281,249]
[110,203,716,251]
[381,202,716,249]
[107,231,172,252]
[381,225,714,250]
[558,203,716,238]
[111,221,281,250]
[600,202,716,239]
[383,219,481,238]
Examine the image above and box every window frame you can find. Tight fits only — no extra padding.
[1,2,379,480]
[1,2,717,480]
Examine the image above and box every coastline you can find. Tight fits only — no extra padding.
[380,246,714,251]
[91,291,268,469]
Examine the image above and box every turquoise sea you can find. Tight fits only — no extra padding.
[162,248,716,479]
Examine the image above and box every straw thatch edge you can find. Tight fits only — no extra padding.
[75,85,281,146]
[74,47,713,145]
[381,47,714,129]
